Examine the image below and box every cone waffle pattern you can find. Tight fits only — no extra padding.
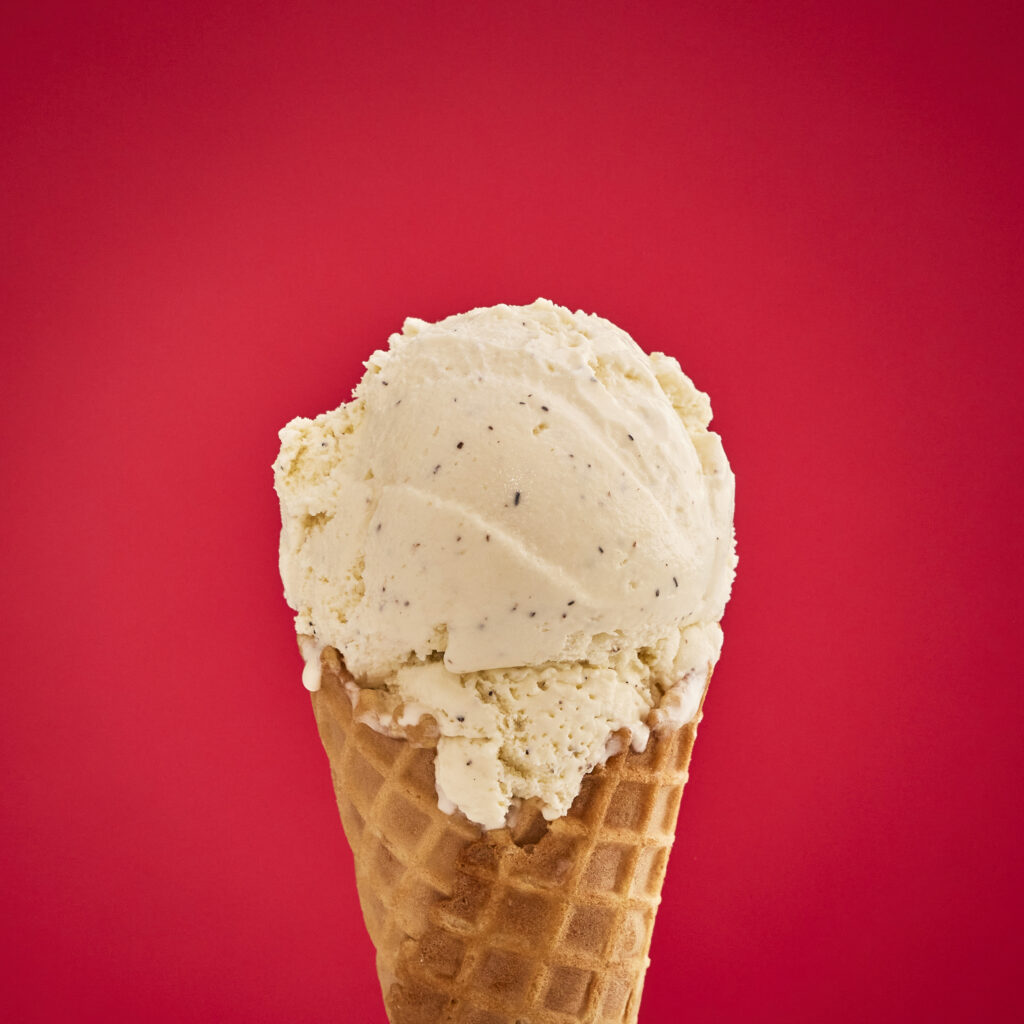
[311,651,706,1024]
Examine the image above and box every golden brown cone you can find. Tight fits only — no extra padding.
[310,646,708,1024]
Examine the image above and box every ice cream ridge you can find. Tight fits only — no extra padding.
[274,298,736,1024]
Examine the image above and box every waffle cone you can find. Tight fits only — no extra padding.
[310,647,708,1024]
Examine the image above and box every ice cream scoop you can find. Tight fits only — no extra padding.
[274,298,735,829]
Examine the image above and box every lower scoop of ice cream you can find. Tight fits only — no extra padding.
[311,621,721,830]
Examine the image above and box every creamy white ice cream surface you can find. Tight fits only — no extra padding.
[274,298,735,829]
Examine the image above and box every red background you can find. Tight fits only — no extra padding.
[3,2,1022,1021]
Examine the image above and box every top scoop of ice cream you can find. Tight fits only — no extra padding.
[275,299,734,677]
[274,298,736,828]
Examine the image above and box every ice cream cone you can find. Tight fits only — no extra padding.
[310,645,709,1024]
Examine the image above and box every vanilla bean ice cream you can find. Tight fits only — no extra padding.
[274,299,736,829]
